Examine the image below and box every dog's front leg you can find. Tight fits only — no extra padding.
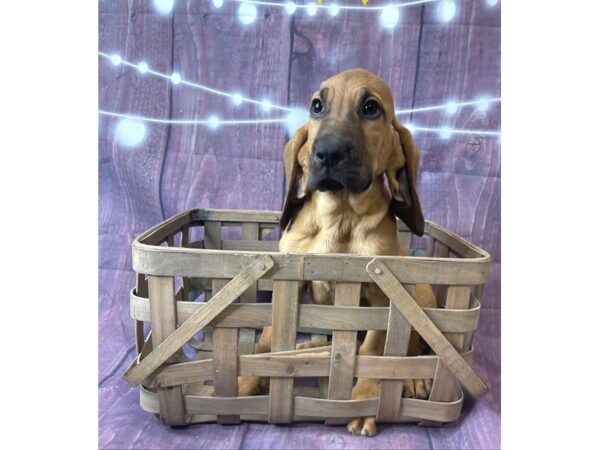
[237,326,272,396]
[346,329,386,436]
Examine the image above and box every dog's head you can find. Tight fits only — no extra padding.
[280,68,424,235]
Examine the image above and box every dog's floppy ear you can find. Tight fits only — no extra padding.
[280,124,309,230]
[386,118,425,236]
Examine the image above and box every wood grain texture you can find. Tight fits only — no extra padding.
[99,4,173,235]
[130,294,481,334]
[420,285,471,426]
[268,280,299,423]
[367,259,486,398]
[161,3,292,219]
[325,283,361,425]
[99,1,500,446]
[124,256,274,386]
[377,297,413,422]
[211,279,240,424]
[148,276,187,425]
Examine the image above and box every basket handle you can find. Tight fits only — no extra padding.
[366,259,487,399]
[123,255,275,387]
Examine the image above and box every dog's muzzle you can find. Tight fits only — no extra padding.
[307,132,372,193]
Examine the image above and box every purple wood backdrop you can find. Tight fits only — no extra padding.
[99,1,500,448]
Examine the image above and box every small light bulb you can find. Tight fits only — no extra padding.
[285,2,297,15]
[116,118,147,147]
[238,2,257,25]
[476,97,490,112]
[137,62,148,74]
[380,6,400,29]
[437,0,456,23]
[486,0,499,7]
[328,3,340,17]
[306,3,318,16]
[153,0,175,15]
[170,72,181,85]
[110,54,122,66]
[232,93,243,106]
[446,101,458,115]
[440,126,452,139]
[404,123,416,135]
[208,116,220,129]
[261,99,272,112]
[212,0,224,8]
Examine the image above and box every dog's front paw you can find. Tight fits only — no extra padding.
[403,379,432,399]
[347,416,377,436]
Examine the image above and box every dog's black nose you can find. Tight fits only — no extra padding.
[313,134,351,168]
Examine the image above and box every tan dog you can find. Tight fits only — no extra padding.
[239,68,436,436]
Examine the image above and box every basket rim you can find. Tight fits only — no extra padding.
[131,208,492,285]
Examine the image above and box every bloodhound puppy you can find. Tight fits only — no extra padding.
[239,68,436,436]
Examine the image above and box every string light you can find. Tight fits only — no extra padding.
[412,125,500,136]
[285,1,297,15]
[101,52,499,121]
[225,0,446,29]
[439,126,452,139]
[476,97,490,111]
[137,62,149,74]
[238,2,258,25]
[231,0,439,12]
[100,111,500,140]
[380,6,400,29]
[445,101,458,114]
[99,52,293,112]
[100,110,288,125]
[395,97,501,115]
[114,118,147,147]
[232,93,243,106]
[437,0,456,22]
[486,0,499,6]
[306,2,318,16]
[145,0,472,30]
[110,54,122,66]
[208,115,220,129]
[153,0,175,15]
[170,72,182,85]
[261,99,272,111]
[328,3,340,17]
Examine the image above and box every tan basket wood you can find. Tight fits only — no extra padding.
[324,282,361,425]
[124,255,275,387]
[126,208,490,426]
[366,260,486,398]
[148,276,187,426]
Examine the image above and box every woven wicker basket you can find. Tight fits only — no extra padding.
[124,208,490,427]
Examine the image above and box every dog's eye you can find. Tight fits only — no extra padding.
[361,99,381,119]
[311,98,324,117]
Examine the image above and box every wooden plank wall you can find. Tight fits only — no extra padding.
[99,1,500,448]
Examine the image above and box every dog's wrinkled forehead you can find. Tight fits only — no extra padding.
[318,68,395,114]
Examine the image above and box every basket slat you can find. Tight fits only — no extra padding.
[148,276,187,426]
[239,223,260,355]
[325,283,361,425]
[268,280,299,423]
[152,349,473,389]
[421,285,472,426]
[376,291,413,422]
[130,294,481,334]
[212,279,241,424]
